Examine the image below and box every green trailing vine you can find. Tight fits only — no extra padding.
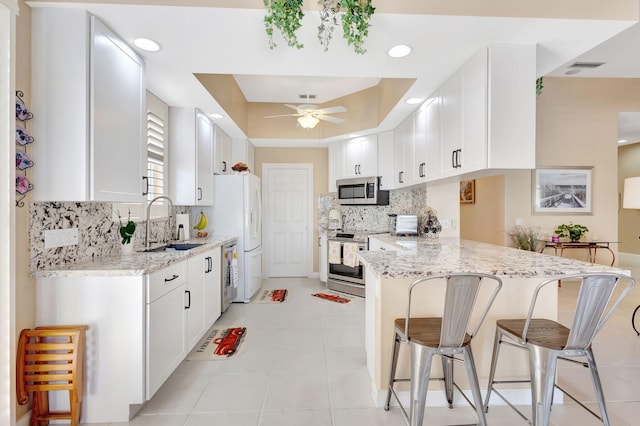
[339,0,375,54]
[263,0,375,54]
[263,0,305,50]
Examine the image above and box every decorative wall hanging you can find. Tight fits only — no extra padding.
[460,180,475,204]
[15,90,35,207]
[264,0,375,54]
[532,167,593,215]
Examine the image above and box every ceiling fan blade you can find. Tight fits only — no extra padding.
[264,113,301,119]
[284,104,301,112]
[316,106,347,115]
[317,114,344,124]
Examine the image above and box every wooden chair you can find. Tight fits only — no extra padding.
[16,325,88,426]
[384,273,502,426]
[484,273,636,426]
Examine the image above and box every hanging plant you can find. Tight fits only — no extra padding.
[318,0,340,52]
[536,77,544,96]
[339,0,375,54]
[263,0,305,50]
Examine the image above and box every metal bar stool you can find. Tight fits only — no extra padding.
[384,273,503,426]
[16,325,88,426]
[484,273,636,426]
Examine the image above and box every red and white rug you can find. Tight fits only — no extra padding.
[186,326,248,361]
[311,291,360,304]
[253,288,289,303]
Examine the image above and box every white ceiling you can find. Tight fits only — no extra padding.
[28,2,640,146]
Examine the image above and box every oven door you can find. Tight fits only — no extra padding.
[327,241,365,285]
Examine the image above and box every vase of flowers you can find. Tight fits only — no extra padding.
[119,211,136,255]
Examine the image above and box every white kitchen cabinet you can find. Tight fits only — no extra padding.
[146,261,188,398]
[432,44,536,181]
[419,96,442,181]
[186,247,222,351]
[169,108,214,206]
[394,115,413,187]
[376,131,396,190]
[214,126,232,174]
[340,135,378,178]
[32,9,145,202]
[204,247,222,326]
[230,138,255,174]
[328,142,340,192]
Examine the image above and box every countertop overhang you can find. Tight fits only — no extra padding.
[360,235,628,279]
[34,235,238,278]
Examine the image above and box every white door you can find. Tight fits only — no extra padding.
[264,164,312,277]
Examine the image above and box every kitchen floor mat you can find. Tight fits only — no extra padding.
[311,291,361,304]
[252,288,289,303]
[186,326,248,361]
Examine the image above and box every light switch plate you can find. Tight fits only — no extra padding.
[44,228,79,249]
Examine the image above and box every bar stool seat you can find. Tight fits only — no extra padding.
[484,273,636,426]
[384,273,502,426]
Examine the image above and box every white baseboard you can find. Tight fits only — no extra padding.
[308,271,320,279]
[619,252,640,267]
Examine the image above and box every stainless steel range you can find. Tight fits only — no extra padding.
[327,232,367,297]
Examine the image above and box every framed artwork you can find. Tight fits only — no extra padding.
[460,180,475,204]
[532,167,593,215]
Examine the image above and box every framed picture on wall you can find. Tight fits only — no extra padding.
[460,180,475,204]
[532,166,593,214]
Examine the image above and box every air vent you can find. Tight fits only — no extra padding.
[569,61,605,68]
[298,94,317,100]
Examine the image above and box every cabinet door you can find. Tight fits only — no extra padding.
[196,112,214,205]
[186,254,207,350]
[147,282,186,398]
[394,116,410,187]
[214,126,232,174]
[440,73,462,177]
[204,248,222,327]
[91,17,145,202]
[376,131,395,190]
[413,101,429,184]
[341,138,362,177]
[423,95,442,180]
[358,135,378,177]
[328,142,340,192]
[460,48,488,174]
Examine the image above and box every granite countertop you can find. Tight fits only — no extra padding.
[35,235,238,278]
[361,235,627,279]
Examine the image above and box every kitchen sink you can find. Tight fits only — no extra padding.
[142,243,204,253]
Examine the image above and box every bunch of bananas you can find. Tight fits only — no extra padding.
[193,210,208,231]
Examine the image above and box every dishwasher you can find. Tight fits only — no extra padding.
[221,241,238,312]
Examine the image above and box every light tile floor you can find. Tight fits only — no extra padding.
[87,265,640,426]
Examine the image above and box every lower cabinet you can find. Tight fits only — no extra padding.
[35,248,224,424]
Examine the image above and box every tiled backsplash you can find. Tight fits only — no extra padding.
[29,202,189,274]
[317,186,428,233]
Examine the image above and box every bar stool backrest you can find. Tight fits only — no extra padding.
[406,273,503,348]
[523,273,636,350]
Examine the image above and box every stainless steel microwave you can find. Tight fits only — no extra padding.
[336,177,389,205]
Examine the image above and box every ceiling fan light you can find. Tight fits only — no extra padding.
[298,116,320,129]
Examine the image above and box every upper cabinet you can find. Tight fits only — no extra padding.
[32,9,145,202]
[436,44,536,180]
[169,108,214,206]
[213,126,232,175]
[340,135,378,178]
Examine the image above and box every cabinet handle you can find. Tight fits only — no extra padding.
[354,164,358,175]
[318,237,321,247]
[185,290,191,309]
[358,164,361,174]
[458,149,462,168]
[205,256,212,273]
[197,187,203,200]
[142,176,149,196]
[222,161,227,172]
[451,150,456,168]
[399,171,404,184]
[164,274,179,282]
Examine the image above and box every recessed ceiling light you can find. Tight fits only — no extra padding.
[209,113,224,119]
[405,97,422,105]
[388,44,412,58]
[348,134,360,138]
[618,139,628,144]
[564,69,581,75]
[133,38,161,52]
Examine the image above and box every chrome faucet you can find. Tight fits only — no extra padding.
[145,195,175,250]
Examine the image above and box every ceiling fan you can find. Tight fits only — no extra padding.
[264,103,347,129]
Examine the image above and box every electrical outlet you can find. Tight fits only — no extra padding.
[515,218,524,226]
[441,219,450,229]
[44,228,79,249]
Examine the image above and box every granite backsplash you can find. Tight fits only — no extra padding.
[29,201,190,274]
[317,186,428,233]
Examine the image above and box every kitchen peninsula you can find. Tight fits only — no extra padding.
[360,235,627,407]
[34,236,237,423]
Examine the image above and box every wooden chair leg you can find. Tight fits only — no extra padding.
[31,391,49,426]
